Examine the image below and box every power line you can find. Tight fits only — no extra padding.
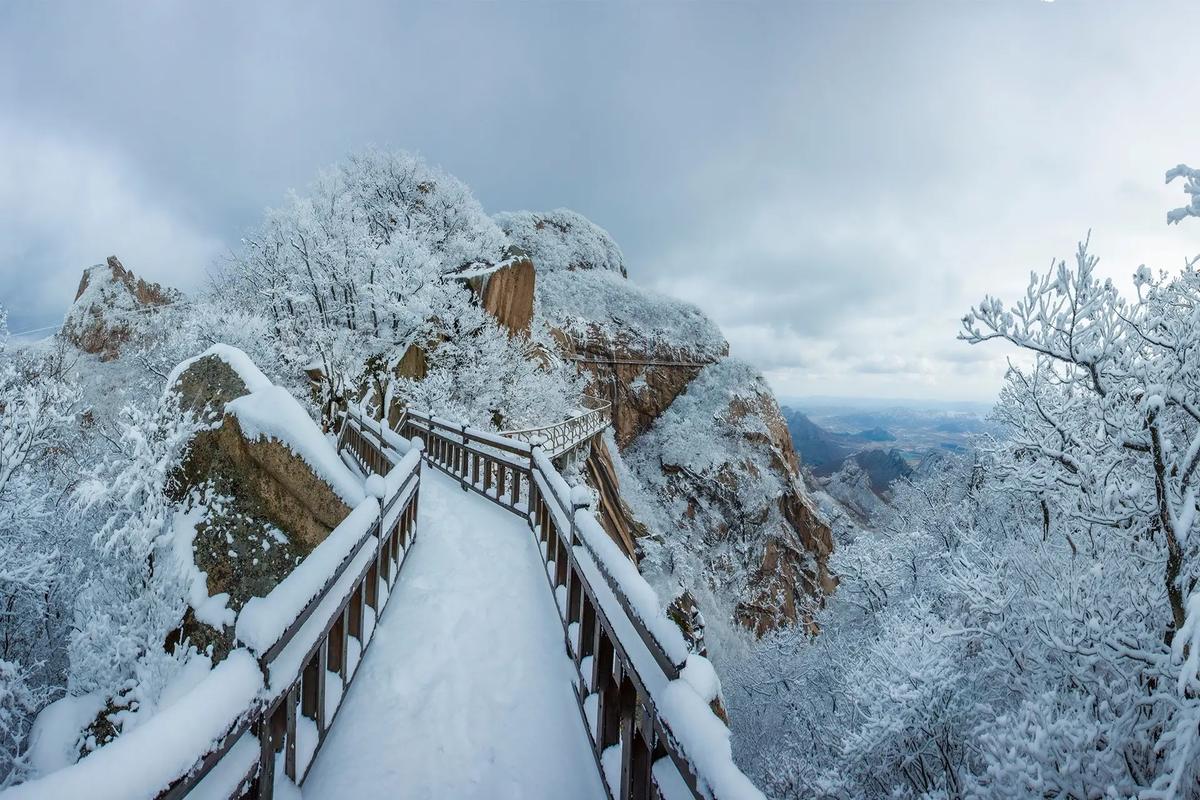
[7,301,191,339]
[569,357,714,369]
[8,323,61,338]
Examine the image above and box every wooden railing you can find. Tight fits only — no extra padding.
[501,395,611,459]
[17,403,759,800]
[395,408,762,800]
[158,411,420,799]
[398,408,533,513]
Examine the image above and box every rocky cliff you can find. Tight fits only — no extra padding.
[539,269,728,447]
[623,360,835,634]
[60,256,179,361]
[511,208,834,636]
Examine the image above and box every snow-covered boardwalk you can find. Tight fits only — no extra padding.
[10,405,761,800]
[302,466,606,800]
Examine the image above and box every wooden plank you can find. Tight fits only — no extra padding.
[285,687,297,781]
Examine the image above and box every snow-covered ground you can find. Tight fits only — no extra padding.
[302,467,605,800]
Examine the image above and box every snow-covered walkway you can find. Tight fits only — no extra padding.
[302,466,606,800]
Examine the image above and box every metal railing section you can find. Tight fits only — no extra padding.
[501,395,612,459]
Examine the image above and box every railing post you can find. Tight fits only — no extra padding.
[619,679,637,800]
[254,710,275,800]
[569,484,589,568]
[460,423,469,491]
[316,639,328,734]
[579,595,596,672]
[285,687,297,781]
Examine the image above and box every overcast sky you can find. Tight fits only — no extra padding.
[3,2,1200,402]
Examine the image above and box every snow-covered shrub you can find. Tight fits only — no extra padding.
[494,208,627,276]
[536,268,726,361]
[397,301,587,430]
[0,659,50,788]
[0,308,81,783]
[70,392,197,729]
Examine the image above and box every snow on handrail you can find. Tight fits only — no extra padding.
[236,498,380,657]
[4,651,263,800]
[530,448,688,670]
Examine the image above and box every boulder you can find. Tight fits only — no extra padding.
[170,350,358,622]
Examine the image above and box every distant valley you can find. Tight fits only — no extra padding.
[780,398,994,522]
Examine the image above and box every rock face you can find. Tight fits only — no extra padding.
[171,350,358,631]
[479,255,535,335]
[61,256,178,360]
[583,438,650,559]
[625,360,834,634]
[517,208,834,636]
[559,333,714,449]
[454,250,537,335]
[539,269,728,447]
[513,208,835,638]
[820,459,887,526]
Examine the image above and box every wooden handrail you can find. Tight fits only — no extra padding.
[149,409,422,799]
[105,400,756,800]
[393,408,758,800]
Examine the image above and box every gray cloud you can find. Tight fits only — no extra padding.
[3,2,1199,400]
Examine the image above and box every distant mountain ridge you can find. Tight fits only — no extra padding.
[777,407,916,525]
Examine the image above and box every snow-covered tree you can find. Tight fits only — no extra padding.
[70,392,196,738]
[0,308,81,784]
[724,169,1200,798]
[212,148,583,429]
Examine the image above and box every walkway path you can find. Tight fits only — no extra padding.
[302,466,606,800]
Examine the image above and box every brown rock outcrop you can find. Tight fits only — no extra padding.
[584,437,650,559]
[481,257,535,334]
[62,256,178,360]
[174,353,353,567]
[555,329,724,449]
[457,253,536,335]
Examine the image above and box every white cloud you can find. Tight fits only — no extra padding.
[0,121,222,332]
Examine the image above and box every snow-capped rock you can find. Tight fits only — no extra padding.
[60,256,179,361]
[538,268,728,447]
[495,208,627,277]
[624,359,834,634]
[821,458,888,524]
[518,209,834,636]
